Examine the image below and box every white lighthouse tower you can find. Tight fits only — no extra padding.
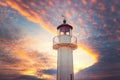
[53,19,77,80]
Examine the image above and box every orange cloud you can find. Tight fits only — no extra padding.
[2,0,56,34]
[0,1,7,6]
[111,6,115,12]
[78,18,83,23]
[91,0,97,3]
[78,45,99,63]
[11,49,56,78]
[82,0,87,5]
[65,12,72,19]
[99,4,106,11]
[0,35,56,79]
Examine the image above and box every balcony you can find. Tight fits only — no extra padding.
[53,35,77,50]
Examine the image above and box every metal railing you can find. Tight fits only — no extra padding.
[53,35,77,46]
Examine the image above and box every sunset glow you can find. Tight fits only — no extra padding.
[0,0,119,80]
[74,45,99,73]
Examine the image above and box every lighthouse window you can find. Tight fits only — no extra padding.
[66,32,69,35]
[60,32,64,35]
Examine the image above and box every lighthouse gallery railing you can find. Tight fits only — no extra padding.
[53,35,77,50]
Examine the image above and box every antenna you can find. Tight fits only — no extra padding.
[62,15,66,24]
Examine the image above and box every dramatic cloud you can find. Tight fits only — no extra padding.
[0,8,56,80]
[42,69,56,75]
[17,75,46,80]
[75,40,120,80]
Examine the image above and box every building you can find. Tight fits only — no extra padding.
[53,20,77,80]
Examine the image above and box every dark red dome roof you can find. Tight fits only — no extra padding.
[57,24,73,30]
[57,20,73,30]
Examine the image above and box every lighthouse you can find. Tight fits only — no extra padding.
[53,19,77,80]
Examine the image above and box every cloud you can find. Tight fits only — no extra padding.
[17,75,46,80]
[0,0,56,34]
[75,60,120,80]
[0,49,21,64]
[0,0,119,37]
[0,0,120,80]
[0,10,22,41]
[75,28,120,79]
[0,9,56,80]
[0,75,47,80]
[42,69,56,75]
[0,40,56,79]
[0,49,56,80]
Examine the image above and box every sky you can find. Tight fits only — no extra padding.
[0,0,120,80]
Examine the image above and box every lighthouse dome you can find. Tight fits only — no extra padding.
[57,20,73,35]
